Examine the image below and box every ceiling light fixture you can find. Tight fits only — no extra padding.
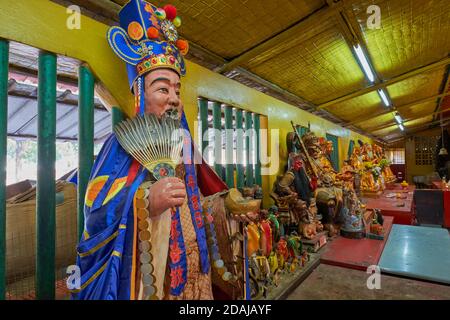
[353,44,375,83]
[394,112,403,124]
[378,88,390,107]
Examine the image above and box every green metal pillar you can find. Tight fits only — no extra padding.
[0,39,9,300]
[78,65,95,241]
[224,105,234,188]
[212,101,222,178]
[111,106,124,127]
[245,112,254,187]
[36,51,57,300]
[235,109,244,189]
[254,114,262,187]
[198,98,208,157]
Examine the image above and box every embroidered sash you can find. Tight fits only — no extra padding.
[168,114,210,296]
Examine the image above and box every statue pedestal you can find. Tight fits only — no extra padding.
[340,229,365,239]
[366,231,384,240]
[301,231,328,252]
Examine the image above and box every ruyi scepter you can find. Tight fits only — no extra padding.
[290,121,319,179]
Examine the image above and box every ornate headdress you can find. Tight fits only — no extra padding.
[107,0,189,115]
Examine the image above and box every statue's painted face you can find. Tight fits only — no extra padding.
[142,68,183,118]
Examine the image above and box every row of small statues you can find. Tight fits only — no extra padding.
[270,129,389,240]
[220,182,384,298]
[211,130,390,299]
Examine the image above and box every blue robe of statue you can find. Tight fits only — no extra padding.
[71,114,229,300]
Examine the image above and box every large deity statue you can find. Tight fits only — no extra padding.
[276,129,343,237]
[349,141,396,194]
[74,1,229,300]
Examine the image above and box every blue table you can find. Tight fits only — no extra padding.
[379,224,450,285]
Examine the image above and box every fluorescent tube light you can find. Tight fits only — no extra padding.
[353,44,375,83]
[399,124,405,131]
[394,112,403,124]
[378,88,390,107]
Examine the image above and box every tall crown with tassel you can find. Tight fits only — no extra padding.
[107,0,189,91]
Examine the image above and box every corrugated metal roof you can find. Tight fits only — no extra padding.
[7,79,111,143]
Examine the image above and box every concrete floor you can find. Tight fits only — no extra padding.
[287,264,450,300]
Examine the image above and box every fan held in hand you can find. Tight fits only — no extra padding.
[114,113,184,180]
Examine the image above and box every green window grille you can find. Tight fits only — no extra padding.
[197,98,263,189]
[326,133,340,171]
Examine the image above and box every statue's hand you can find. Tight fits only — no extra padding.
[148,177,186,217]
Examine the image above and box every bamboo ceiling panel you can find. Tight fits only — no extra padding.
[371,115,433,136]
[358,112,394,130]
[347,0,450,80]
[360,101,435,133]
[245,24,366,104]
[372,124,398,137]
[398,101,436,120]
[362,103,436,136]
[324,90,383,121]
[127,0,326,59]
[404,115,434,129]
[386,68,445,107]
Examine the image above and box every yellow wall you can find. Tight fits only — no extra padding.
[0,0,373,208]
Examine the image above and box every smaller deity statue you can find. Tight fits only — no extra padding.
[340,187,365,239]
[270,171,298,223]
[360,161,382,192]
[276,238,289,271]
[308,198,324,232]
[337,159,356,191]
[318,137,337,180]
[314,173,343,237]
[350,146,364,172]
[292,199,317,239]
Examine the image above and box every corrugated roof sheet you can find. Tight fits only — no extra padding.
[7,80,111,142]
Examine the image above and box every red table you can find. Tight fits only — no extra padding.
[385,183,415,192]
[362,187,415,225]
[320,216,394,271]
